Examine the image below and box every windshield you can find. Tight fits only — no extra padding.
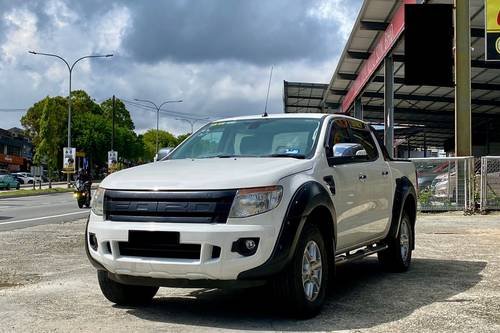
[168,118,322,160]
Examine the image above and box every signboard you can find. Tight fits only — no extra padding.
[108,150,118,173]
[62,147,76,174]
[486,0,500,60]
[341,0,419,113]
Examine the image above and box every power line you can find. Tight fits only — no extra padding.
[0,108,27,112]
[121,98,211,121]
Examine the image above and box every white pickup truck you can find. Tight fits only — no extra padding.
[86,114,417,318]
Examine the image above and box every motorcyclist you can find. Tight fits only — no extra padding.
[76,168,92,198]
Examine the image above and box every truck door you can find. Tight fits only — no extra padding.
[323,119,390,251]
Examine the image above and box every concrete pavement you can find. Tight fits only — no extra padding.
[0,192,90,232]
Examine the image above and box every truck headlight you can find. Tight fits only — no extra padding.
[91,187,105,217]
[229,186,283,218]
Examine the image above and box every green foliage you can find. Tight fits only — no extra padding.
[22,90,144,171]
[176,133,190,145]
[142,129,179,161]
[33,97,61,181]
[101,97,135,130]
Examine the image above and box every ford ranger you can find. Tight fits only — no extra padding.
[86,114,417,318]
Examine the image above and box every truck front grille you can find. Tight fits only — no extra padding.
[104,190,236,224]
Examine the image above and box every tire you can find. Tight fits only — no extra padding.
[6,184,10,191]
[77,197,84,209]
[378,212,413,272]
[97,270,159,305]
[16,183,20,190]
[273,224,329,319]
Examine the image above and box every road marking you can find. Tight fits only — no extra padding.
[0,211,88,225]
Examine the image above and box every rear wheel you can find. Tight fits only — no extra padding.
[16,183,20,190]
[378,212,413,272]
[6,184,10,190]
[273,224,329,318]
[97,270,159,305]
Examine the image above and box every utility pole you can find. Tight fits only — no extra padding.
[112,95,115,151]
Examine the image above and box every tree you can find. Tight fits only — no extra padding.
[142,130,178,161]
[100,98,135,130]
[176,133,190,145]
[33,97,61,187]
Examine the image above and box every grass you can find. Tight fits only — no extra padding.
[0,187,73,198]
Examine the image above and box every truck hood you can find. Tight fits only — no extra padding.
[100,158,313,190]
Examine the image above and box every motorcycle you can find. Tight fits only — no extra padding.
[74,180,91,208]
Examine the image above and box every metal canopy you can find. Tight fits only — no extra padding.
[285,0,500,149]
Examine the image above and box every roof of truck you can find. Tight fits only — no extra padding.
[215,113,353,122]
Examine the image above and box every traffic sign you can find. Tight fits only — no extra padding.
[486,0,500,60]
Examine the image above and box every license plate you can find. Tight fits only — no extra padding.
[128,231,180,246]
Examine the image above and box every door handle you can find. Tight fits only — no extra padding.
[323,176,336,195]
[382,170,389,176]
[358,174,367,182]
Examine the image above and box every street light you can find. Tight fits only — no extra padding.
[134,99,183,153]
[28,51,113,186]
[176,117,209,134]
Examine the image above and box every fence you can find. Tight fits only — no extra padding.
[480,156,500,211]
[411,157,475,212]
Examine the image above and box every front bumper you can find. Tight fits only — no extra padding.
[86,212,277,281]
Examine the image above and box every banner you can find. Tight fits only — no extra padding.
[486,0,500,60]
[62,147,76,173]
[108,150,118,173]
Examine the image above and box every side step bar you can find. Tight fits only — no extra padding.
[335,244,388,265]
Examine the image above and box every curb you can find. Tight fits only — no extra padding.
[0,184,101,200]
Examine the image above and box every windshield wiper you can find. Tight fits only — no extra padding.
[263,153,306,159]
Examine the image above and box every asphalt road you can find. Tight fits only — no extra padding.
[0,192,90,232]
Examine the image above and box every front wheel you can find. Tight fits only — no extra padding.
[273,224,329,318]
[97,270,159,305]
[378,212,413,272]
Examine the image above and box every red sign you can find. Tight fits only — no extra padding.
[0,154,24,165]
[341,0,417,113]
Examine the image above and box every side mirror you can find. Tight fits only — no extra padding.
[355,150,367,156]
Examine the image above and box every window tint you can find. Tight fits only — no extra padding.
[328,119,379,162]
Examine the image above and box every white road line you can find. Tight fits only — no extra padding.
[0,211,88,225]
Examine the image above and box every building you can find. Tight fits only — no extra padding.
[284,0,500,157]
[0,128,33,172]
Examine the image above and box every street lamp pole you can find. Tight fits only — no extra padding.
[134,99,183,153]
[28,51,113,186]
[176,117,208,134]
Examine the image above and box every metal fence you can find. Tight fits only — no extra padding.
[480,156,500,211]
[411,157,475,212]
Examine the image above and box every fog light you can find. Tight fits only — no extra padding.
[231,238,259,256]
[245,239,256,250]
[89,232,98,251]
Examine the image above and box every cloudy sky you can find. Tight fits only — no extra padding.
[0,0,361,135]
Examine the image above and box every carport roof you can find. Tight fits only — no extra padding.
[285,0,500,148]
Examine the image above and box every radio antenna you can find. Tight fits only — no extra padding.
[263,65,273,117]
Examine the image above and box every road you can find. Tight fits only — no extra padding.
[0,192,90,232]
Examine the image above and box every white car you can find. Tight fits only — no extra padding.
[86,114,417,318]
[13,172,35,184]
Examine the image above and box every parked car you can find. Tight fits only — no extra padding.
[0,174,20,190]
[86,114,417,318]
[14,172,35,184]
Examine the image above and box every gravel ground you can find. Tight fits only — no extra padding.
[0,213,499,333]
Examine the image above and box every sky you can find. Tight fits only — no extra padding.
[0,0,362,135]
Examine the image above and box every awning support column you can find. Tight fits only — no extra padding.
[455,0,471,156]
[384,55,394,157]
[354,98,363,120]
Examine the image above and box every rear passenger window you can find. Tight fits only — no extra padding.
[328,119,379,162]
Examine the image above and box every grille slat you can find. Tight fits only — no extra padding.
[104,190,236,224]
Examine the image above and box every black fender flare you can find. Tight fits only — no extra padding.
[238,181,336,280]
[388,177,417,249]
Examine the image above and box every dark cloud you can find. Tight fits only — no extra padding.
[122,0,345,65]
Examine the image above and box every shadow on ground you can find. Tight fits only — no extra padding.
[125,258,486,331]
